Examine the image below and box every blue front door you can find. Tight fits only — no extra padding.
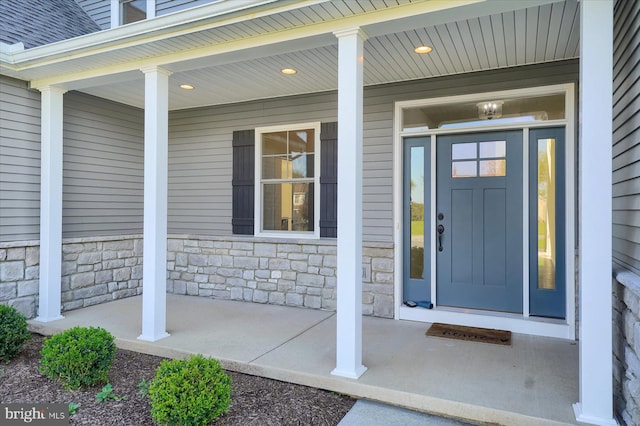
[436,131,523,313]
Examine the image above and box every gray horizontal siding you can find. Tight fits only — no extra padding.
[74,0,111,30]
[156,0,217,16]
[63,92,144,237]
[0,76,41,242]
[169,60,579,243]
[1,62,579,244]
[612,0,640,273]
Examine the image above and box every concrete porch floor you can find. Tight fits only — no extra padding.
[29,294,580,425]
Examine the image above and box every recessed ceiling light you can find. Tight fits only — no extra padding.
[179,84,194,90]
[281,68,297,75]
[414,46,433,54]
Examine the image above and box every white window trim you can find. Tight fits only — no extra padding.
[254,122,321,239]
[392,83,576,340]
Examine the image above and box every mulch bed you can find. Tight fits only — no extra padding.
[0,334,355,425]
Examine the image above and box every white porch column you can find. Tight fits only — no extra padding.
[35,86,66,323]
[138,66,171,342]
[331,28,367,379]
[574,1,616,425]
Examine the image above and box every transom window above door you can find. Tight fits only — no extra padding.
[402,93,565,132]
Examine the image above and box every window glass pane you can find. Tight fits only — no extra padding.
[262,156,288,179]
[292,153,313,178]
[401,93,565,131]
[289,130,314,154]
[410,146,424,279]
[479,141,506,158]
[263,183,313,232]
[263,183,291,231]
[479,159,506,177]
[122,0,146,24]
[452,161,477,178]
[452,143,476,160]
[537,138,556,290]
[263,132,287,155]
[292,183,313,231]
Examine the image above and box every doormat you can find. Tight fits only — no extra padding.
[426,323,511,345]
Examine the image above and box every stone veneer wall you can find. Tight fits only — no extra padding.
[1,234,395,320]
[167,236,395,318]
[613,266,640,426]
[0,236,143,319]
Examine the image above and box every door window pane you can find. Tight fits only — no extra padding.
[410,146,425,279]
[452,161,477,178]
[451,140,506,178]
[537,138,556,289]
[479,141,506,158]
[479,159,506,177]
[452,143,477,160]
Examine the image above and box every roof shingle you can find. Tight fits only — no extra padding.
[0,0,101,49]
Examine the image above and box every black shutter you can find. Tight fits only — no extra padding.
[320,122,338,238]
[232,130,255,235]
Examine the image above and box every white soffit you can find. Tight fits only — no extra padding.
[80,0,579,110]
[0,0,579,110]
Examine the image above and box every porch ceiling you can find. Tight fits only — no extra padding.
[3,0,579,110]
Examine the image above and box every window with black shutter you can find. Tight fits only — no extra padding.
[231,122,337,237]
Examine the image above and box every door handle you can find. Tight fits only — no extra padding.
[437,224,444,252]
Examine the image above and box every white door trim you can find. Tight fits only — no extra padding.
[393,84,576,340]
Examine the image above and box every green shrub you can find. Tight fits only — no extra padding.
[39,326,115,389]
[149,355,232,426]
[0,305,31,362]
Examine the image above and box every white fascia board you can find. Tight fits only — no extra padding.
[0,42,25,77]
[0,42,25,54]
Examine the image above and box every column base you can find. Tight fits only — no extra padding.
[331,364,367,379]
[33,314,64,323]
[573,403,618,426]
[138,331,170,342]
